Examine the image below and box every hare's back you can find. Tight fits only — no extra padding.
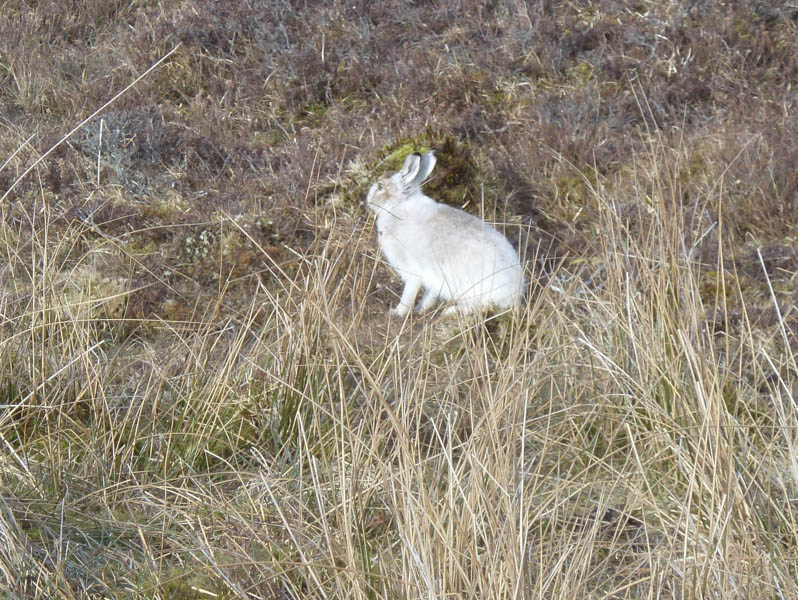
[426,205,522,306]
[429,205,516,259]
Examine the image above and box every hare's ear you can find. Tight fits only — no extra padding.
[410,152,436,187]
[398,153,422,183]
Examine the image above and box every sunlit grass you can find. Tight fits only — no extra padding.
[2,126,797,598]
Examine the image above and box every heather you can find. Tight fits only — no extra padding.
[1,1,797,598]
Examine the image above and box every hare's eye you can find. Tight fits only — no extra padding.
[376,182,384,191]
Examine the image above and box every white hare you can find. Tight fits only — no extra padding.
[366,152,523,316]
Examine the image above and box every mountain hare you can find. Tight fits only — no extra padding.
[366,152,523,316]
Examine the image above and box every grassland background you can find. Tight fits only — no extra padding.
[1,1,798,598]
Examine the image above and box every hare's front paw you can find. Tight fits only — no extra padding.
[443,303,468,316]
[390,305,410,318]
[416,290,440,313]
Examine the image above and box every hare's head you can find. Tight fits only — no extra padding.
[365,152,437,214]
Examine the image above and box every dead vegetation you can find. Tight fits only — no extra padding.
[1,1,798,598]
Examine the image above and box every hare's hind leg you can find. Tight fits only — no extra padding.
[443,298,479,316]
[391,275,422,317]
[416,288,440,313]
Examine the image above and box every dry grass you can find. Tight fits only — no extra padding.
[2,1,798,598]
[2,137,797,598]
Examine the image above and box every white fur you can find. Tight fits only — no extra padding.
[366,152,523,316]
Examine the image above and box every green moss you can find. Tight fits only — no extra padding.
[373,134,482,208]
[551,167,601,221]
[124,568,235,600]
[568,60,597,84]
[381,141,433,171]
[730,13,757,43]
[296,100,329,128]
[140,191,190,221]
[159,418,252,476]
